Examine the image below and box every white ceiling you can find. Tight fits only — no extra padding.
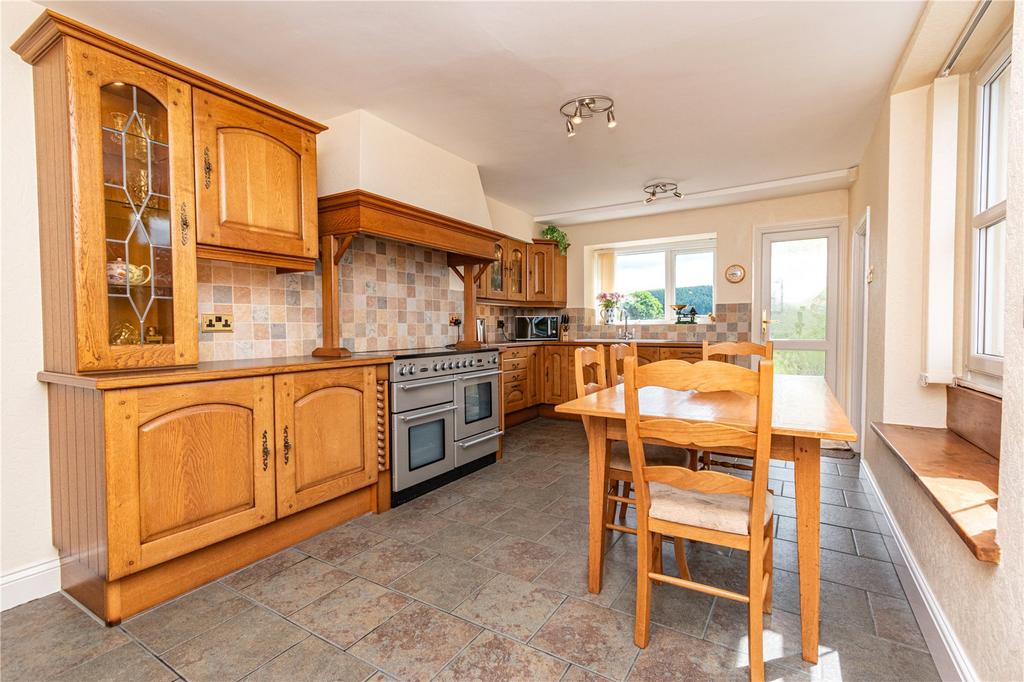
[43,1,924,217]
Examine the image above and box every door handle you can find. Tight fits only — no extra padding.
[399,405,456,422]
[282,425,291,465]
[261,430,269,471]
[457,430,504,448]
[760,309,777,336]
[398,376,456,390]
[456,370,501,381]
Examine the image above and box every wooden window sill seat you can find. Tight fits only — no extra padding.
[872,422,1000,563]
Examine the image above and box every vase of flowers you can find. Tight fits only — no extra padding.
[597,292,623,325]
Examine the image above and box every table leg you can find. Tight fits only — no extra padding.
[794,436,821,663]
[586,417,609,594]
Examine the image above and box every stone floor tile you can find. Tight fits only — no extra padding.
[563,665,614,681]
[351,508,453,544]
[818,548,903,596]
[497,483,564,511]
[542,495,591,523]
[348,602,481,681]
[531,598,639,681]
[339,537,437,585]
[487,507,564,541]
[545,475,589,499]
[418,520,506,560]
[162,607,307,682]
[54,641,176,682]
[449,476,521,501]
[704,598,814,665]
[399,487,466,514]
[297,525,387,565]
[782,482,846,507]
[611,578,714,639]
[844,490,883,512]
[770,569,875,634]
[819,473,866,492]
[883,534,905,567]
[775,516,857,555]
[534,550,632,608]
[244,635,376,682]
[390,554,497,611]
[819,504,880,532]
[222,549,308,591]
[538,518,590,554]
[122,583,251,654]
[440,497,514,526]
[473,535,564,581]
[437,630,569,681]
[868,592,929,651]
[454,573,565,641]
[290,577,410,649]
[240,556,352,615]
[837,463,861,477]
[852,529,891,562]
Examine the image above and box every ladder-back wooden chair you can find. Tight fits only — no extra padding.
[623,356,775,682]
[698,340,773,473]
[606,342,638,387]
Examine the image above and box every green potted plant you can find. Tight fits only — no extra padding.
[541,225,570,254]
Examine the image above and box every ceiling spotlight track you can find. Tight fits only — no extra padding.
[642,181,683,204]
[560,95,615,137]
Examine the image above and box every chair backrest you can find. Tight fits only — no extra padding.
[702,340,773,362]
[574,345,608,398]
[606,342,637,387]
[622,357,774,536]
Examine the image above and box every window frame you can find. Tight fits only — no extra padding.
[608,238,717,323]
[966,39,1010,386]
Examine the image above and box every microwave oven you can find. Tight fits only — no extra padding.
[514,315,559,340]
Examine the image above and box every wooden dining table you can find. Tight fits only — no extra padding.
[554,374,857,663]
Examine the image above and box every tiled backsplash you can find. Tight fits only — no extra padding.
[198,238,751,361]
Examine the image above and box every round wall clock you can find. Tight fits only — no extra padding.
[725,264,746,283]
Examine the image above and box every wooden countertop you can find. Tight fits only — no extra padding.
[38,354,393,390]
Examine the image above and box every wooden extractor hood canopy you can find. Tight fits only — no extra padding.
[314,190,503,357]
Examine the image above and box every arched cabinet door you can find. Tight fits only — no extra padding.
[274,367,380,517]
[193,90,317,259]
[105,377,276,578]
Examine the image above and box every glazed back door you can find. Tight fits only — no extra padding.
[274,367,379,517]
[105,377,276,578]
[68,41,198,371]
[193,90,317,259]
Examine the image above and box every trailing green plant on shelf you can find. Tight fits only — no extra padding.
[541,225,570,254]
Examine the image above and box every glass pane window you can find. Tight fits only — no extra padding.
[975,220,1005,358]
[768,238,828,341]
[674,250,714,315]
[614,251,666,321]
[463,382,493,425]
[979,59,1011,211]
[774,350,826,377]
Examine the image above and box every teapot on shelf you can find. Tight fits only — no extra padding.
[107,258,151,287]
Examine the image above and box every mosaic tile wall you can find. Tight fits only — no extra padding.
[197,237,751,360]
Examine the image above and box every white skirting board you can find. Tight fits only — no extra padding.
[1,557,60,611]
[860,460,978,682]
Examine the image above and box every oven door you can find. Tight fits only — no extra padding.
[454,369,501,440]
[391,403,456,491]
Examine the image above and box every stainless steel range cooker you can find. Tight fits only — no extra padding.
[389,347,501,504]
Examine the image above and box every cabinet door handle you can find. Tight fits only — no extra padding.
[179,202,190,246]
[261,430,269,471]
[203,146,212,189]
[283,425,291,465]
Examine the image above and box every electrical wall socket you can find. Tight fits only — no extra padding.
[201,313,234,333]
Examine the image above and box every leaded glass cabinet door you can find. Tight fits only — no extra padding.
[69,42,197,370]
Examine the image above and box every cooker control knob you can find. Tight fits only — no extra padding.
[398,366,406,376]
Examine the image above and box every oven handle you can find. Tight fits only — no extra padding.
[457,430,505,448]
[399,404,457,422]
[455,369,502,381]
[397,376,456,390]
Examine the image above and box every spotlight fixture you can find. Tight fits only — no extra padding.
[641,181,684,204]
[560,95,615,137]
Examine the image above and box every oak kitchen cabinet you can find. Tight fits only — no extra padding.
[37,357,390,624]
[480,238,566,307]
[194,91,319,265]
[15,11,326,373]
[542,345,574,404]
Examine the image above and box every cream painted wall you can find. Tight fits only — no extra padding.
[486,196,539,243]
[848,6,1024,679]
[883,85,947,427]
[557,189,849,310]
[317,109,493,229]
[1,0,59,582]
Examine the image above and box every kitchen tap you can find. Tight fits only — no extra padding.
[618,311,635,340]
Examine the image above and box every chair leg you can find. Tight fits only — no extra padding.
[688,449,700,471]
[652,532,663,574]
[617,482,631,525]
[764,518,774,614]
[634,527,653,648]
[673,536,691,580]
[748,538,766,682]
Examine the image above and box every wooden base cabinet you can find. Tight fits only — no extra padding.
[542,346,573,404]
[39,359,389,624]
[274,367,380,517]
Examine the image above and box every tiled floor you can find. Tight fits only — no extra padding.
[1,418,941,681]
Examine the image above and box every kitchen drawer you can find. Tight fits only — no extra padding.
[660,347,702,362]
[502,346,534,360]
[504,380,528,412]
[505,369,528,384]
[503,357,527,372]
